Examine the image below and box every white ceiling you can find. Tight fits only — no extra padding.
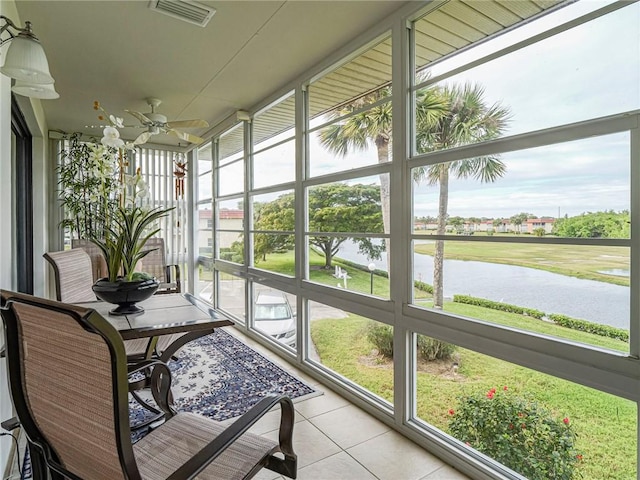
[13,0,408,146]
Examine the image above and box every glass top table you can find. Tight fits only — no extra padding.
[77,293,233,341]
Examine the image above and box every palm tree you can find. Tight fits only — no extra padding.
[319,87,447,272]
[416,83,511,309]
[319,90,393,237]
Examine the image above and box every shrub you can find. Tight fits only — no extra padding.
[453,295,545,319]
[414,280,433,294]
[453,294,629,341]
[548,313,628,342]
[366,322,394,358]
[417,334,456,361]
[335,258,389,278]
[367,323,456,361]
[448,387,582,480]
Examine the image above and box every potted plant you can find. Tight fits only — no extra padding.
[58,101,172,315]
[91,204,173,315]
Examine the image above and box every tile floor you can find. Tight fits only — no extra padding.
[229,330,472,480]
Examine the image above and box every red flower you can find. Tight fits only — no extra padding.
[563,417,570,425]
[448,409,455,415]
[486,391,495,399]
[521,423,526,429]
[576,454,583,461]
[490,387,497,394]
[509,423,514,429]
[518,412,524,417]
[503,385,508,391]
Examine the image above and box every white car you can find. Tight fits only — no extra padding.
[254,291,296,348]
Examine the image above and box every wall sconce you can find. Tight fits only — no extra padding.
[12,79,59,99]
[0,15,59,99]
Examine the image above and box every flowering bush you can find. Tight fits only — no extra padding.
[448,386,582,480]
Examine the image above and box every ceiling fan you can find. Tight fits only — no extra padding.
[125,97,209,144]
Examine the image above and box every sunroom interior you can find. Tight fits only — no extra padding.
[1,0,640,479]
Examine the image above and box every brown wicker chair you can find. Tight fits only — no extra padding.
[139,237,181,294]
[43,249,151,360]
[72,237,181,294]
[0,291,297,480]
[70,238,108,283]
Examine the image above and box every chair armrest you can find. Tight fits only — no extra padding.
[164,264,181,293]
[128,359,177,419]
[166,394,296,480]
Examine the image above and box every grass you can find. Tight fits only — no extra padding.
[225,247,635,476]
[252,248,433,299]
[310,311,637,479]
[414,239,629,286]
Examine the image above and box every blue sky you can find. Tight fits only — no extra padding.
[412,0,639,218]
[213,0,640,220]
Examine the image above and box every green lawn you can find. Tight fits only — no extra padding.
[414,239,629,286]
[254,249,427,298]
[311,311,636,479]
[218,247,636,476]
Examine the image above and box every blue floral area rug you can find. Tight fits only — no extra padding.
[129,328,319,435]
[22,329,319,477]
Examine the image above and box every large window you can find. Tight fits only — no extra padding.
[407,1,639,477]
[203,1,640,478]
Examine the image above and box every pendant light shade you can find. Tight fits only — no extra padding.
[0,33,54,84]
[12,79,59,99]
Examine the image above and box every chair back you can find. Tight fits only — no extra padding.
[44,249,96,303]
[71,238,108,283]
[0,290,140,480]
[142,237,181,294]
[141,237,167,282]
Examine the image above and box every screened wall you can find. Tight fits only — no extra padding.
[195,1,640,478]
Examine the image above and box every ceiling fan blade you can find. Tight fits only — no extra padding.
[166,119,209,129]
[168,129,205,144]
[125,109,152,125]
[133,131,152,145]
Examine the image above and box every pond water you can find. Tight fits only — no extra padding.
[336,241,630,330]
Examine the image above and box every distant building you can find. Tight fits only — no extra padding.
[526,217,556,234]
[198,209,244,253]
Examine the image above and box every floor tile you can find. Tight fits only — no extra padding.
[252,470,284,480]
[347,430,444,480]
[247,405,305,435]
[308,404,390,449]
[282,364,324,387]
[294,387,350,419]
[263,419,342,468]
[296,451,377,479]
[420,465,471,479]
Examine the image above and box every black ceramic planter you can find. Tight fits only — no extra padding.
[92,278,159,316]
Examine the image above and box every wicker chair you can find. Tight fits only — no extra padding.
[0,291,297,480]
[138,237,181,294]
[43,249,151,360]
[70,238,107,283]
[71,237,180,294]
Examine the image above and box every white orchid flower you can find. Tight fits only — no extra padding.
[109,115,124,128]
[135,180,150,199]
[101,126,125,148]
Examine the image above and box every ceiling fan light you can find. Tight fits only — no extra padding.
[0,34,54,84]
[12,79,59,99]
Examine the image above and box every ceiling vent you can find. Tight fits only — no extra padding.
[148,0,216,27]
